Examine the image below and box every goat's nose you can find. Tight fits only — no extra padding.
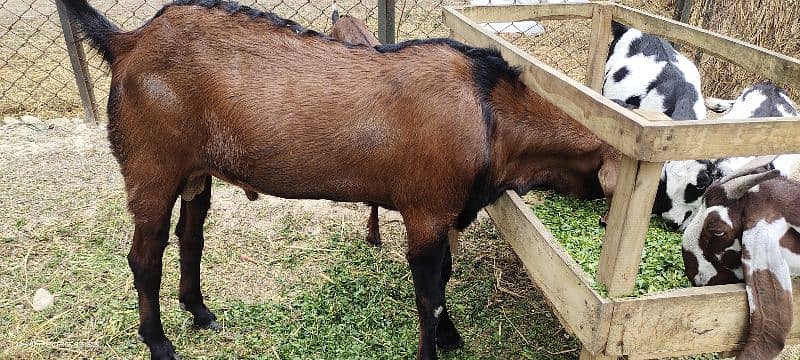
[665,220,680,231]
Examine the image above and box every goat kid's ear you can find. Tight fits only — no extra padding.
[736,227,793,360]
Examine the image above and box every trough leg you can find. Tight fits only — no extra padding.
[126,173,181,360]
[404,216,462,360]
[175,175,218,329]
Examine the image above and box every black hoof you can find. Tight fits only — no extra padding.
[436,331,464,351]
[365,234,382,247]
[180,302,218,330]
[148,339,180,360]
[194,319,221,330]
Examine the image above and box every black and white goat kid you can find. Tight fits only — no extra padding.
[654,82,800,230]
[682,157,799,360]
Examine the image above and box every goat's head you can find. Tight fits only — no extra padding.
[654,160,719,231]
[682,158,793,359]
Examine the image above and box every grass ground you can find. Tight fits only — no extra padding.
[0,118,579,359]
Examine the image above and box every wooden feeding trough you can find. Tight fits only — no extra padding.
[443,2,800,359]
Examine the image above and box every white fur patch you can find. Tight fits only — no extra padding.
[682,203,720,285]
[661,160,708,229]
[433,306,443,318]
[741,218,792,291]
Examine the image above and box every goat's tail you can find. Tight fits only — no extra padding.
[58,0,120,64]
[705,96,735,113]
[331,1,340,24]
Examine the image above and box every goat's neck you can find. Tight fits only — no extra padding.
[489,82,606,198]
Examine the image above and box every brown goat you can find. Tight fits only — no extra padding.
[328,6,383,246]
[61,0,618,359]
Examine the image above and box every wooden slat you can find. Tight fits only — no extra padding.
[443,6,648,160]
[580,347,616,360]
[597,157,663,297]
[585,3,612,91]
[457,3,594,23]
[449,5,800,162]
[605,280,800,357]
[485,191,611,353]
[639,117,800,161]
[611,3,800,90]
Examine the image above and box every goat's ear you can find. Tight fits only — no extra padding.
[721,169,780,200]
[737,229,793,360]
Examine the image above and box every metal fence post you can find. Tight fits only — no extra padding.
[378,0,396,44]
[55,0,99,124]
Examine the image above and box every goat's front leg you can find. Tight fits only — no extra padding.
[404,217,460,360]
[175,175,218,329]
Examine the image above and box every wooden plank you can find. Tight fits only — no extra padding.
[458,3,594,23]
[597,157,663,297]
[585,4,612,91]
[639,117,800,161]
[485,191,611,353]
[56,0,99,124]
[443,6,648,161]
[611,3,800,90]
[604,280,800,357]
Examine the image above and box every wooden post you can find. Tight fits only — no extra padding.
[377,0,396,44]
[672,0,695,24]
[585,3,612,91]
[596,156,664,297]
[55,0,99,124]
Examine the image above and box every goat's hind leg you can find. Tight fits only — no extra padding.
[175,175,218,329]
[434,241,463,351]
[126,171,182,360]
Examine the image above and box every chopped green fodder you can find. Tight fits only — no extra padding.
[528,190,691,297]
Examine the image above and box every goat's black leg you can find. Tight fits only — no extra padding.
[176,175,218,329]
[126,176,180,360]
[366,205,381,246]
[405,217,451,360]
[435,242,463,351]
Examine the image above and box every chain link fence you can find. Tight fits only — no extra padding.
[2,0,799,119]
[1,0,469,119]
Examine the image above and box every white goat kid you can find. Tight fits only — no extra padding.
[682,158,798,360]
[603,21,711,229]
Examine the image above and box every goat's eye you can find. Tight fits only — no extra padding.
[713,231,725,237]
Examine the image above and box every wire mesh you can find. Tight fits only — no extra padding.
[0,0,468,118]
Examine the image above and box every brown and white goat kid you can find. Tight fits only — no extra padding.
[61,0,618,358]
[682,158,798,359]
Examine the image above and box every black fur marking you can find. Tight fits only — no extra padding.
[644,65,700,120]
[59,0,121,63]
[627,35,678,63]
[748,82,798,117]
[152,0,320,37]
[653,176,672,215]
[613,67,629,82]
[376,39,522,230]
[625,95,641,108]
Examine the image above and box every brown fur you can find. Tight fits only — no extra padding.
[330,15,380,47]
[329,12,382,246]
[79,3,617,359]
[688,178,800,360]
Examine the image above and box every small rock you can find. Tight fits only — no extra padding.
[32,288,54,311]
[21,115,42,125]
[3,116,20,125]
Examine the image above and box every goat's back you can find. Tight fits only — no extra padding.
[109,5,489,210]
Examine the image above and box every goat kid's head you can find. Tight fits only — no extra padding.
[682,158,793,360]
[654,160,719,231]
[681,158,781,287]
